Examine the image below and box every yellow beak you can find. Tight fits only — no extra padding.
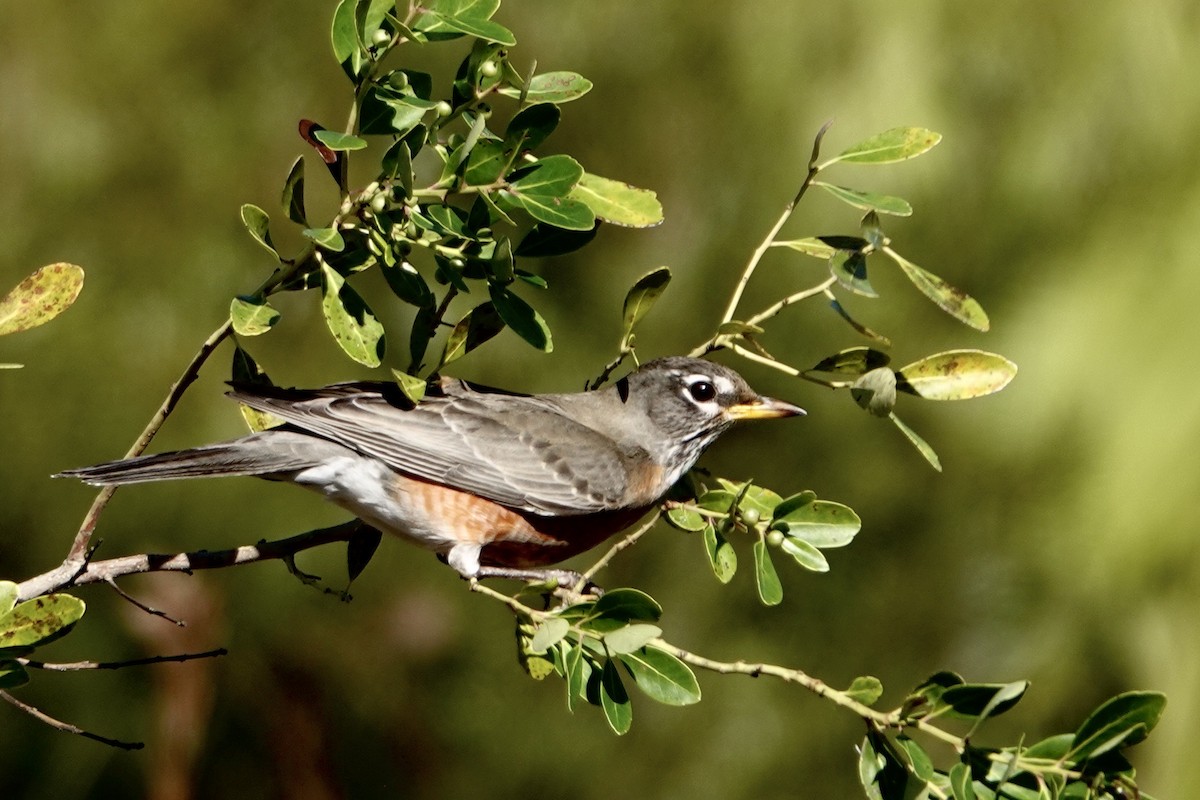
[724,396,806,421]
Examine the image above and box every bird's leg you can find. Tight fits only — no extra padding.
[472,566,604,598]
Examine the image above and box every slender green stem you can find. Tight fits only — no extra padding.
[744,276,837,328]
[575,510,661,591]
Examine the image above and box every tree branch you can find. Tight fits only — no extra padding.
[0,690,144,751]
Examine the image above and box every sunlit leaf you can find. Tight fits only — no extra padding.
[390,369,428,404]
[0,583,16,616]
[498,71,593,103]
[441,302,506,366]
[828,127,942,166]
[1068,691,1167,762]
[600,658,632,734]
[569,173,663,228]
[771,238,836,259]
[0,264,85,336]
[845,675,884,706]
[320,264,385,367]
[896,350,1017,400]
[665,506,706,532]
[885,248,990,331]
[780,537,829,572]
[239,204,277,257]
[303,227,347,252]
[889,413,942,472]
[949,763,976,800]
[603,623,662,655]
[592,588,662,623]
[312,129,368,151]
[529,617,570,653]
[702,524,737,582]
[0,595,86,654]
[229,296,281,337]
[773,500,861,548]
[415,0,516,45]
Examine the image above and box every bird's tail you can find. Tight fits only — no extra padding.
[57,430,342,486]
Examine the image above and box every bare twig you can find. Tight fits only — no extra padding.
[576,510,661,590]
[17,521,368,602]
[21,649,228,672]
[105,578,187,627]
[0,690,144,750]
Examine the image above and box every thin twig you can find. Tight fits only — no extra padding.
[18,521,366,602]
[21,649,228,671]
[105,577,186,627]
[0,690,144,750]
[576,510,661,590]
[744,275,838,328]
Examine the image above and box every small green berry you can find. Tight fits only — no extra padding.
[435,101,453,117]
[740,507,761,526]
[766,530,785,548]
[480,60,498,78]
[369,194,387,214]
[371,29,391,46]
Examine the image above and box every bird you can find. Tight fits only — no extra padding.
[60,356,804,582]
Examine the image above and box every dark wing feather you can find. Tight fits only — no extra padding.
[228,383,641,515]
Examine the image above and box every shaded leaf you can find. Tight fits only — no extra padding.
[939,681,1029,720]
[441,302,506,366]
[896,350,1017,400]
[600,658,632,734]
[281,156,307,225]
[0,263,85,336]
[515,223,598,257]
[303,227,347,252]
[815,181,913,216]
[346,526,383,583]
[1069,691,1166,762]
[381,262,435,308]
[569,173,664,228]
[851,367,897,417]
[889,413,943,472]
[885,248,990,331]
[808,347,891,375]
[498,71,593,103]
[603,624,662,655]
[382,139,415,194]
[859,730,908,800]
[753,539,783,606]
[488,284,552,352]
[949,763,976,800]
[0,660,29,690]
[817,234,871,252]
[896,737,935,782]
[830,250,877,297]
[320,264,385,367]
[618,646,701,706]
[829,127,942,165]
[845,675,884,706]
[232,346,282,432]
[505,102,560,152]
[529,617,570,653]
[239,204,277,257]
[702,524,737,583]
[621,267,671,341]
[771,490,817,520]
[565,642,589,713]
[592,589,662,623]
[229,296,281,337]
[0,595,86,654]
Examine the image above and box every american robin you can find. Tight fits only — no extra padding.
[61,356,803,581]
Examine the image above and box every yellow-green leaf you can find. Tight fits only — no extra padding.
[889,413,942,472]
[896,350,1017,400]
[390,369,428,404]
[826,127,942,166]
[771,238,836,259]
[229,296,281,337]
[885,248,990,331]
[0,263,85,336]
[814,181,913,216]
[569,173,663,228]
[320,264,385,367]
[0,595,86,653]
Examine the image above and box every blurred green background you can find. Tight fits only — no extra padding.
[3,1,1198,798]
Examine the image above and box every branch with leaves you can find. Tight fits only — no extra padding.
[2,2,1165,798]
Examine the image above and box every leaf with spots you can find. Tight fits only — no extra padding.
[0,595,86,656]
[320,264,385,367]
[884,248,989,331]
[0,263,85,336]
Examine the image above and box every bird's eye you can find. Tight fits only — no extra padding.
[688,380,717,403]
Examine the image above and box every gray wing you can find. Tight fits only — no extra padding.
[229,383,644,515]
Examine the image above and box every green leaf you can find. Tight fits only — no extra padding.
[603,623,662,655]
[281,156,307,225]
[772,500,861,548]
[592,588,662,623]
[885,248,990,331]
[1024,733,1075,761]
[0,594,86,653]
[464,139,507,186]
[851,367,898,417]
[312,129,368,151]
[702,524,737,583]
[600,658,632,734]
[752,539,783,606]
[780,537,829,572]
[896,350,1017,400]
[0,660,29,690]
[0,583,16,615]
[771,237,836,259]
[771,490,817,520]
[939,681,1028,720]
[381,262,434,308]
[529,617,571,653]
[830,250,877,297]
[320,264,385,367]
[814,181,913,216]
[382,139,415,193]
[303,227,347,252]
[346,526,383,583]
[488,284,552,351]
[569,173,664,228]
[665,506,707,532]
[505,102,560,153]
[441,302,507,366]
[808,347,891,376]
[828,127,942,166]
[889,413,943,472]
[515,223,598,258]
[845,675,884,706]
[1068,691,1167,762]
[0,263,85,336]
[239,204,277,257]
[416,0,516,45]
[498,71,593,103]
[565,642,590,712]
[390,369,428,404]
[331,0,363,78]
[229,296,281,337]
[859,731,908,800]
[949,763,976,800]
[827,297,891,345]
[621,267,671,342]
[618,646,701,706]
[502,156,594,230]
[896,737,935,782]
[360,88,439,136]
